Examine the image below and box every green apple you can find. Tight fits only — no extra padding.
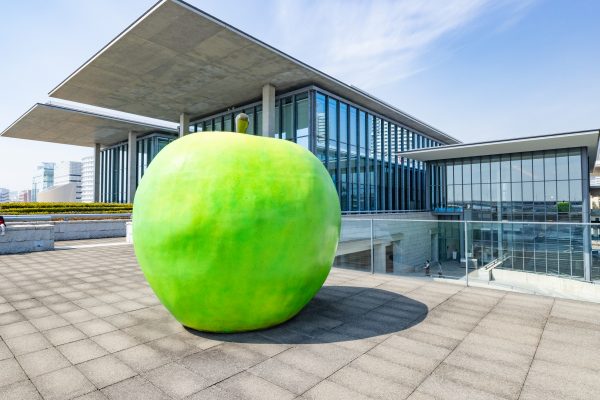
[133,132,340,332]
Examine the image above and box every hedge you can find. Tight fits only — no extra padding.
[0,202,132,215]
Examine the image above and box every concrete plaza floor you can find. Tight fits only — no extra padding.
[0,243,599,400]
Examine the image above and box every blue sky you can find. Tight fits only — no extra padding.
[1,0,599,191]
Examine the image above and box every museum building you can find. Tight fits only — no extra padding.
[2,0,600,280]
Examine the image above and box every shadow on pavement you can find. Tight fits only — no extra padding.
[185,285,428,345]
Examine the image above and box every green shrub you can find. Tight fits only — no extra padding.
[557,201,570,213]
[0,202,132,215]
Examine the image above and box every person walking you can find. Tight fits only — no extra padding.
[424,259,431,276]
[0,215,5,236]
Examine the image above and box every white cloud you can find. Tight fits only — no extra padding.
[273,0,535,90]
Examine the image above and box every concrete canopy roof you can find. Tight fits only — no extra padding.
[47,0,459,145]
[401,130,600,170]
[0,103,177,147]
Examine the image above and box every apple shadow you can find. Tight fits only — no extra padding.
[183,285,428,345]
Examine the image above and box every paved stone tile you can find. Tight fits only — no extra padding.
[0,321,37,339]
[216,371,295,400]
[330,365,414,399]
[17,347,71,377]
[181,344,267,385]
[0,339,12,361]
[29,314,70,332]
[304,379,372,400]
[0,358,27,387]
[0,311,26,326]
[4,332,52,356]
[115,344,172,372]
[101,376,170,400]
[350,353,425,389]
[144,362,210,398]
[0,380,42,400]
[58,338,109,364]
[75,319,118,337]
[32,366,96,400]
[249,357,322,395]
[44,325,87,346]
[92,330,140,353]
[73,391,109,400]
[146,335,200,359]
[78,354,137,388]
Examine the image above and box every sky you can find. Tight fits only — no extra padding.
[1,0,599,192]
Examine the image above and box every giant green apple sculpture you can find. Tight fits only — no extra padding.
[133,131,340,333]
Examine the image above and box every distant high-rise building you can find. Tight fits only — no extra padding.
[0,188,9,203]
[8,191,19,202]
[81,156,95,203]
[54,161,82,202]
[32,162,55,202]
[19,190,32,202]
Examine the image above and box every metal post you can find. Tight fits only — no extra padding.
[464,220,469,286]
[127,131,137,203]
[370,218,374,274]
[93,143,101,202]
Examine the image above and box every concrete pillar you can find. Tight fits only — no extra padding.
[373,243,387,274]
[262,84,276,137]
[93,143,101,203]
[179,113,190,138]
[128,131,137,203]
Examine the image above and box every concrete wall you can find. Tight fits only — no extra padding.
[0,224,54,254]
[53,220,127,241]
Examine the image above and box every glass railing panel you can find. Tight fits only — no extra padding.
[371,219,466,280]
[335,218,372,273]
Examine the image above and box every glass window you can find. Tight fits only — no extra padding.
[556,150,569,180]
[533,153,544,181]
[463,162,471,185]
[349,107,357,154]
[522,154,533,181]
[481,157,490,183]
[224,114,233,132]
[281,96,293,140]
[214,117,222,131]
[295,94,309,146]
[481,183,491,201]
[511,154,521,182]
[491,157,500,183]
[501,183,511,202]
[339,103,348,151]
[472,183,481,201]
[557,181,569,202]
[544,151,556,180]
[472,160,481,184]
[545,181,557,202]
[359,111,366,156]
[463,184,471,202]
[522,181,533,201]
[511,182,522,201]
[534,182,544,202]
[446,164,453,185]
[244,107,255,135]
[569,150,582,179]
[491,183,500,202]
[501,155,511,182]
[316,93,326,157]
[256,105,262,135]
[570,180,582,201]
[453,162,462,185]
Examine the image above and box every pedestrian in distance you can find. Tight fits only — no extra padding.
[424,259,431,276]
[0,215,5,236]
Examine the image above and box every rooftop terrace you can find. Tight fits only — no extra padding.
[0,240,599,399]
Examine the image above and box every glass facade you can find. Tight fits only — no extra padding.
[100,133,176,203]
[192,87,443,212]
[428,148,589,278]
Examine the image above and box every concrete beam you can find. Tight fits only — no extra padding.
[179,113,190,138]
[94,143,101,202]
[262,84,276,137]
[128,131,137,203]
